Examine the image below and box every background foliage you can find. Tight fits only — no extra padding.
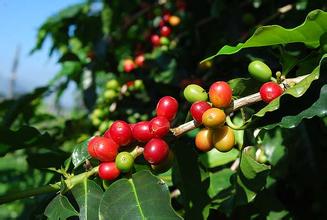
[0,0,327,219]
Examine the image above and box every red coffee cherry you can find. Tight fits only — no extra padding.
[123,59,135,73]
[98,162,120,180]
[259,82,283,103]
[109,120,133,146]
[209,81,233,108]
[160,26,171,37]
[144,138,169,165]
[190,101,211,123]
[87,136,118,162]
[132,121,153,143]
[151,34,161,47]
[135,54,145,67]
[156,96,179,121]
[149,116,170,138]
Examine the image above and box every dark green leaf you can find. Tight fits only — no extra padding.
[72,179,103,220]
[203,9,327,61]
[0,126,54,157]
[99,170,181,220]
[252,55,327,120]
[261,129,286,166]
[72,138,92,168]
[262,84,327,130]
[228,78,260,96]
[44,194,78,220]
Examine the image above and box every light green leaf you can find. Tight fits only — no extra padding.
[72,179,103,220]
[72,137,92,168]
[199,148,239,168]
[203,9,327,61]
[99,170,181,220]
[208,169,235,198]
[44,194,78,220]
[240,150,270,180]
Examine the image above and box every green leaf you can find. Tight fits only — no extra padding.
[199,148,239,168]
[252,55,327,119]
[261,129,286,166]
[240,150,270,180]
[72,138,92,168]
[99,170,181,220]
[72,179,103,220]
[228,78,260,96]
[203,9,327,61]
[0,126,54,157]
[208,169,235,198]
[262,84,327,130]
[44,194,78,220]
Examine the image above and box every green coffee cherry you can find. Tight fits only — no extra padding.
[115,152,134,173]
[248,60,272,82]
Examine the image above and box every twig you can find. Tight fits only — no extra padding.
[230,158,240,171]
[170,74,309,136]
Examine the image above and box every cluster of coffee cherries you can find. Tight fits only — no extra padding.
[122,11,181,73]
[88,96,178,180]
[184,60,284,152]
[183,82,236,152]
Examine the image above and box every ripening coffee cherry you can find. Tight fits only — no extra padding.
[209,81,233,108]
[195,128,214,152]
[259,82,283,103]
[248,60,272,82]
[190,101,211,123]
[151,34,161,47]
[212,126,235,152]
[183,84,208,103]
[202,108,226,128]
[144,138,169,165]
[149,116,170,138]
[132,121,153,143]
[115,152,134,173]
[160,26,171,37]
[160,36,170,46]
[156,96,179,121]
[135,54,145,67]
[109,120,133,146]
[169,15,181,26]
[123,59,135,73]
[98,162,120,180]
[87,136,118,162]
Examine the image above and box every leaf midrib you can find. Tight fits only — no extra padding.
[128,178,145,219]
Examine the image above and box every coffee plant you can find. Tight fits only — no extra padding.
[1,0,327,219]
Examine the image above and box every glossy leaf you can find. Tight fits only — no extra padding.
[72,137,93,168]
[199,148,239,168]
[240,150,270,180]
[44,194,78,220]
[203,9,327,61]
[262,84,327,130]
[99,170,181,220]
[208,169,235,198]
[72,179,103,220]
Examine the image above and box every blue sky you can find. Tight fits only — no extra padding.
[0,0,82,105]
